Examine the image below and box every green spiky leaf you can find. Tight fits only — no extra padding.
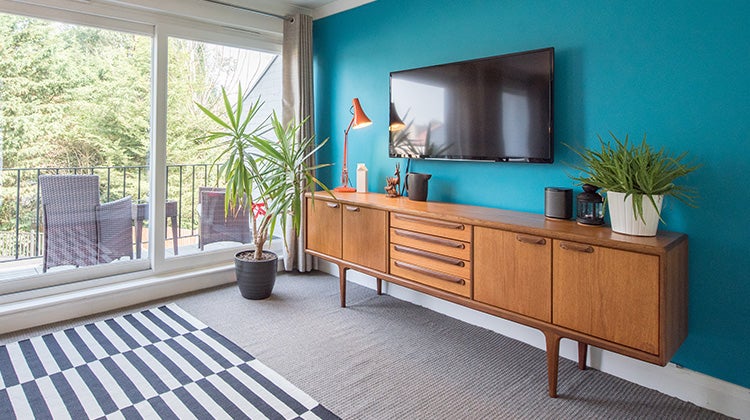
[564,133,700,223]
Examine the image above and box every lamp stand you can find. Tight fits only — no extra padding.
[334,120,356,192]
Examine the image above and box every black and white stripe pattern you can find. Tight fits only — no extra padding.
[0,304,338,419]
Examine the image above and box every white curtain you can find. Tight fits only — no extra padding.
[282,14,314,272]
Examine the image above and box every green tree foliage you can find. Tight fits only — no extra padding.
[0,12,276,245]
[0,15,152,169]
[167,38,214,165]
[0,15,155,233]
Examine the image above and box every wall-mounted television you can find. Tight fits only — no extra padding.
[389,47,554,163]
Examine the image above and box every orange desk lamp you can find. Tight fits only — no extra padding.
[334,98,372,192]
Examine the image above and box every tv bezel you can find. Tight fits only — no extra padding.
[388,47,555,163]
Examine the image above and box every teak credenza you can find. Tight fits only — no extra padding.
[304,192,688,397]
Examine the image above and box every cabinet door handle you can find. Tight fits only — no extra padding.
[559,242,594,253]
[326,202,339,208]
[345,206,360,212]
[393,229,466,249]
[393,245,466,267]
[394,214,465,230]
[516,234,547,246]
[393,260,466,285]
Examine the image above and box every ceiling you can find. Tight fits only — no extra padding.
[213,0,372,20]
[287,0,339,8]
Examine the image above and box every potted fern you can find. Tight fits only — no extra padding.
[196,85,330,299]
[566,133,700,236]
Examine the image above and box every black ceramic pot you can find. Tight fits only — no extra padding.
[406,172,431,201]
[234,250,277,300]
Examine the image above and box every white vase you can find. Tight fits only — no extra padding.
[356,163,368,193]
[607,191,664,237]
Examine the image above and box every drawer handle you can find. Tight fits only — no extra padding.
[393,261,466,285]
[393,245,466,267]
[326,202,339,208]
[394,214,465,230]
[393,229,466,249]
[559,242,594,253]
[516,234,547,246]
[345,206,360,212]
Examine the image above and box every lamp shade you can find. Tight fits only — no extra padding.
[351,98,372,129]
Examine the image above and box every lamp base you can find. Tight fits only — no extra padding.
[333,185,356,193]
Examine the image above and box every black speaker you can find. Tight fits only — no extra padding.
[545,187,572,219]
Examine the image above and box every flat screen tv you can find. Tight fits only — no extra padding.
[389,47,554,163]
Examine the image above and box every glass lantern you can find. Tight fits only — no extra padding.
[576,184,604,226]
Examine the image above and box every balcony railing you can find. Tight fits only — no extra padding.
[0,164,221,263]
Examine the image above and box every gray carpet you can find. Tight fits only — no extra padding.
[1,272,730,419]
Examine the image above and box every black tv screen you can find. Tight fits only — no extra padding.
[389,47,554,163]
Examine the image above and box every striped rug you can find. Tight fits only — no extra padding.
[0,304,338,419]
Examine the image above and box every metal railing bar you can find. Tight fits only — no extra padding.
[137,167,142,200]
[165,166,170,198]
[14,169,21,260]
[106,167,112,201]
[191,167,196,236]
[178,166,184,234]
[35,168,41,258]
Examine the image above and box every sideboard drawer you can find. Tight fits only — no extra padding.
[390,213,471,242]
[390,259,471,298]
[390,228,471,260]
[390,243,470,279]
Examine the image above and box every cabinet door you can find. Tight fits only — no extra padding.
[342,204,387,272]
[305,198,342,259]
[552,240,659,354]
[474,227,552,322]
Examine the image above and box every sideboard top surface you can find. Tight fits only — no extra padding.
[307,192,686,254]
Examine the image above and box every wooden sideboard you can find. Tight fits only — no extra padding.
[304,192,688,397]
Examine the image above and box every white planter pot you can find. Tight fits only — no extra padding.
[607,191,664,237]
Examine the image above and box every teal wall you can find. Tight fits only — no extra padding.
[313,0,750,388]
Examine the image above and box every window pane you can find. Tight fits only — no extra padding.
[0,13,150,281]
[166,37,281,258]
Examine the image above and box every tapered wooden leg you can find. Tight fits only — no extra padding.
[578,342,588,370]
[338,265,348,308]
[544,331,561,398]
[376,278,382,295]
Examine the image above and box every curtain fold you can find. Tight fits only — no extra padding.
[282,14,314,272]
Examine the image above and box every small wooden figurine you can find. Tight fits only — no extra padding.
[385,163,401,197]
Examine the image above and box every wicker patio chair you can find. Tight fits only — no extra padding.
[96,196,135,263]
[198,187,252,250]
[39,175,133,272]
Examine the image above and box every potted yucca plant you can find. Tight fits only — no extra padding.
[196,85,330,299]
[566,132,700,236]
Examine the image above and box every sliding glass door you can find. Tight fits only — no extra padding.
[0,4,283,292]
[0,12,151,284]
[163,37,281,260]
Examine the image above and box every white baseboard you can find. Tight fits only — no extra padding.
[318,261,750,419]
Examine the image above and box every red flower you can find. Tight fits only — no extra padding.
[252,202,266,220]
